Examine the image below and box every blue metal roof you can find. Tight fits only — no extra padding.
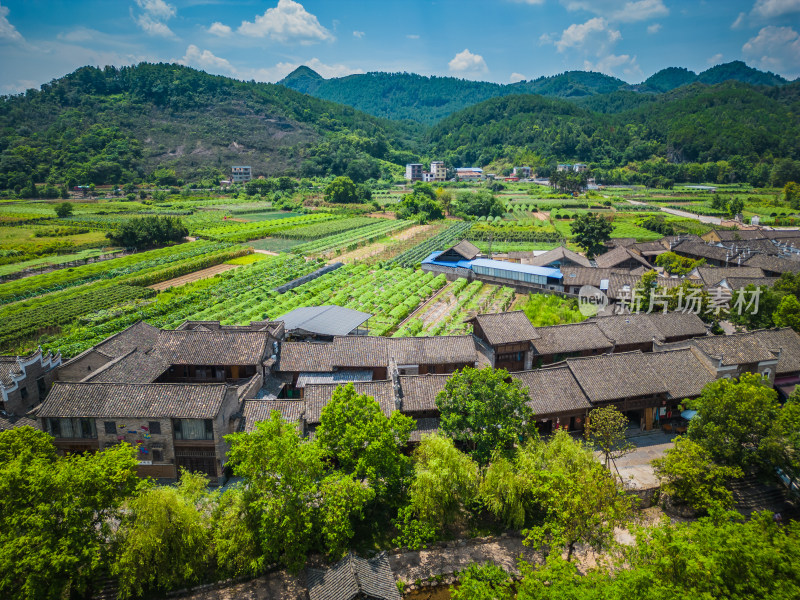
[422,252,563,279]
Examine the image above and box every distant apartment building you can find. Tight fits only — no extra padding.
[573,163,589,173]
[556,164,572,172]
[430,161,447,182]
[455,167,484,181]
[405,163,423,182]
[231,166,252,183]
[513,166,532,178]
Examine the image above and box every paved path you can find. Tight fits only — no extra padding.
[613,430,677,490]
[626,199,722,225]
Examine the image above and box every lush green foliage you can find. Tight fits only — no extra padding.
[395,192,444,223]
[570,212,613,257]
[585,406,635,476]
[106,215,188,248]
[436,366,533,465]
[0,428,140,600]
[522,294,585,327]
[451,562,514,600]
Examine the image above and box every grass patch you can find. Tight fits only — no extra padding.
[226,253,270,265]
[523,294,586,327]
[248,237,305,252]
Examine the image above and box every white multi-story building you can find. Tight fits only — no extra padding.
[405,163,423,182]
[430,161,446,182]
[573,163,589,173]
[231,166,252,183]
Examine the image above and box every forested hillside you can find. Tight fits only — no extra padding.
[0,63,422,189]
[280,61,793,124]
[428,81,800,173]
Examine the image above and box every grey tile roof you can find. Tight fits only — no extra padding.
[712,229,766,241]
[450,240,481,260]
[296,370,373,389]
[532,322,613,356]
[277,305,372,337]
[590,313,664,346]
[594,246,651,269]
[277,342,335,372]
[307,552,401,600]
[642,349,716,399]
[330,337,390,368]
[242,400,304,432]
[660,334,778,366]
[513,366,592,415]
[729,239,782,256]
[743,254,800,274]
[526,246,591,268]
[560,267,620,288]
[38,382,230,419]
[83,350,168,384]
[566,352,669,402]
[748,328,800,376]
[693,266,766,287]
[673,241,740,263]
[152,330,269,366]
[631,241,670,255]
[96,321,161,357]
[409,417,440,442]
[0,414,38,431]
[396,374,450,413]
[763,229,800,239]
[391,336,479,366]
[304,380,396,424]
[470,311,539,345]
[644,312,707,340]
[718,277,779,290]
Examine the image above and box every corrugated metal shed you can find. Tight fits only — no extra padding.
[277,305,372,337]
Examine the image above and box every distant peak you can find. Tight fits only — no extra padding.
[279,66,323,84]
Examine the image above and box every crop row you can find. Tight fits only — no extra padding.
[195,213,337,243]
[0,241,237,304]
[42,254,322,358]
[0,284,154,352]
[273,217,378,240]
[389,222,473,268]
[290,219,411,256]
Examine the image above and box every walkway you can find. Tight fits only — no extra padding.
[613,430,676,491]
[626,199,722,225]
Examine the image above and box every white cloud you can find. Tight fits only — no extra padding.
[707,52,723,64]
[510,72,527,82]
[0,2,23,42]
[353,30,365,38]
[180,44,235,73]
[1,79,37,94]
[732,12,746,28]
[509,0,546,4]
[407,34,420,39]
[132,0,177,38]
[647,23,661,34]
[553,18,620,52]
[752,0,800,19]
[584,53,641,78]
[208,22,232,37]
[561,0,668,23]
[742,25,800,77]
[448,49,489,74]
[177,45,362,81]
[135,0,175,21]
[238,0,334,44]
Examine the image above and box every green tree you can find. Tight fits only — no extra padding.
[113,471,214,599]
[784,181,800,209]
[0,429,140,600]
[728,197,744,217]
[324,176,358,203]
[394,434,479,549]
[395,192,444,222]
[655,251,703,276]
[522,431,636,562]
[652,437,742,513]
[761,396,800,491]
[436,366,532,465]
[54,202,73,218]
[211,486,264,578]
[451,562,513,600]
[569,213,613,258]
[454,190,505,218]
[585,405,635,480]
[317,471,374,559]
[316,383,414,501]
[773,294,800,331]
[688,373,781,471]
[106,215,188,248]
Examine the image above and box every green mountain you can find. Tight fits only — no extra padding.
[0,63,422,189]
[280,61,792,124]
[428,81,800,168]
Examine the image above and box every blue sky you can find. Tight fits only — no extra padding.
[0,0,799,94]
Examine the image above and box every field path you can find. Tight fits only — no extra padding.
[333,224,436,263]
[148,263,239,291]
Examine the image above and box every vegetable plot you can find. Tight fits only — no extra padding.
[389,222,473,267]
[195,213,338,243]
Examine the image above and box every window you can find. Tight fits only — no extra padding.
[104,421,116,435]
[148,421,161,435]
[19,386,28,400]
[48,417,97,439]
[152,449,164,462]
[173,418,214,441]
[36,377,47,398]
[763,369,772,379]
